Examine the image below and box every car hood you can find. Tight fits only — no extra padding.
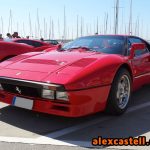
[4,51,97,72]
[0,50,111,87]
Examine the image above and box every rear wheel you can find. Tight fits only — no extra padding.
[106,68,132,115]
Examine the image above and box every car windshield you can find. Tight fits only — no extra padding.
[62,35,126,55]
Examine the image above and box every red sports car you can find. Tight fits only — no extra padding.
[0,39,53,61]
[0,35,149,117]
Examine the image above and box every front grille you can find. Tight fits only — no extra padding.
[1,83,41,97]
[0,78,43,98]
[0,77,65,98]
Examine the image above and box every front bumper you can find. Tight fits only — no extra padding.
[0,85,111,117]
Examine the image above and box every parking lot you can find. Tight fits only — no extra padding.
[0,85,150,150]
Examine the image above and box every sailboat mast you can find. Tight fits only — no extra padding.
[34,23,37,38]
[58,18,60,39]
[86,23,89,35]
[96,17,99,34]
[8,9,13,33]
[114,0,119,34]
[63,6,66,40]
[37,9,40,38]
[10,10,13,33]
[51,19,54,39]
[44,18,46,39]
[76,15,79,38]
[29,13,33,37]
[128,0,132,35]
[23,22,25,37]
[17,22,19,33]
[80,17,83,36]
[104,13,108,34]
[1,16,3,34]
[71,27,74,40]
[49,17,51,39]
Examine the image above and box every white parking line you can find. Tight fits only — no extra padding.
[0,136,97,147]
[0,100,150,147]
[0,102,9,108]
[0,136,76,146]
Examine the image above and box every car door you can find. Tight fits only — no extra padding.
[128,37,150,86]
[142,39,150,79]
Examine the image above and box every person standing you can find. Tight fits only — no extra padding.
[6,33,12,39]
[12,32,21,38]
[0,34,3,40]
[40,37,44,41]
[4,33,12,41]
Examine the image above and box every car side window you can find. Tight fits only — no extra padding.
[15,40,43,47]
[31,41,43,47]
[50,40,59,45]
[15,40,25,44]
[15,40,33,46]
[128,37,149,57]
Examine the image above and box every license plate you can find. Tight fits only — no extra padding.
[12,96,33,110]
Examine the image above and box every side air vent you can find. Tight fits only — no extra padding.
[70,58,97,67]
[22,59,60,65]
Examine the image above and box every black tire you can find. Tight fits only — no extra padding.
[105,68,132,115]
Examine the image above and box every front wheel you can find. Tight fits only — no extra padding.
[106,68,132,115]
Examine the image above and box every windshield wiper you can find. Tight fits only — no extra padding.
[67,46,96,52]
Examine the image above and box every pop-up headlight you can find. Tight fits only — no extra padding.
[56,91,69,101]
[42,85,54,99]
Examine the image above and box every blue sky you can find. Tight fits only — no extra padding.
[0,0,149,39]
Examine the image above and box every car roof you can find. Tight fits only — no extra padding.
[79,34,148,41]
[81,34,128,38]
[0,40,34,48]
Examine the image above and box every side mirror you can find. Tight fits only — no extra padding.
[57,44,62,50]
[44,44,62,52]
[129,43,146,59]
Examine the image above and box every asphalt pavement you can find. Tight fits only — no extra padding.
[0,85,150,150]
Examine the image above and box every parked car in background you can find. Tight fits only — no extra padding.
[4,38,52,47]
[0,35,149,117]
[44,39,59,45]
[0,39,53,61]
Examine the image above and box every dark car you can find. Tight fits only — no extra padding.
[0,39,54,61]
[44,39,59,45]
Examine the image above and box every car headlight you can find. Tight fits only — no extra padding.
[42,85,69,101]
[42,86,54,99]
[56,91,69,101]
